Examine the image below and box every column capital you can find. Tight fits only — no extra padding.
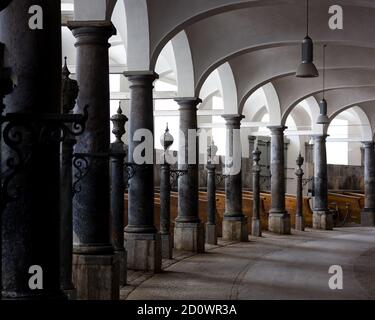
[174,97,202,110]
[248,135,256,142]
[362,141,374,148]
[313,134,329,142]
[124,70,159,81]
[222,114,245,127]
[267,125,287,134]
[68,20,116,43]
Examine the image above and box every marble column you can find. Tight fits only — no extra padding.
[222,115,248,242]
[267,126,291,234]
[123,71,161,271]
[295,153,305,231]
[206,142,218,245]
[361,141,375,226]
[313,135,333,230]
[68,21,119,299]
[174,97,204,252]
[252,147,262,237]
[110,106,128,286]
[0,0,64,299]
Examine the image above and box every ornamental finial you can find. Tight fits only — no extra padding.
[111,103,128,143]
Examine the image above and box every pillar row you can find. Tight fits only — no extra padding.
[174,97,205,253]
[1,0,64,299]
[313,134,333,230]
[222,114,248,242]
[361,141,375,226]
[267,126,291,234]
[124,71,161,272]
[68,21,119,300]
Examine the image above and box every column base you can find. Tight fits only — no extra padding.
[361,208,375,226]
[205,223,217,245]
[251,218,262,237]
[174,222,205,253]
[268,212,291,234]
[61,283,76,300]
[222,217,248,242]
[161,233,173,259]
[295,215,305,231]
[124,232,162,272]
[72,253,119,300]
[115,249,127,287]
[313,211,333,230]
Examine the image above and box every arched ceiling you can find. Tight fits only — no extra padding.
[66,0,375,135]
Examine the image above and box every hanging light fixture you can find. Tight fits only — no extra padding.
[296,0,319,78]
[317,44,330,124]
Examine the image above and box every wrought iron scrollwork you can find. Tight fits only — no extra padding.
[170,169,188,189]
[72,154,90,196]
[1,107,89,206]
[215,172,228,186]
[124,162,138,187]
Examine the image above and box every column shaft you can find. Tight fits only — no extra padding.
[361,141,375,226]
[0,0,64,299]
[160,164,173,258]
[124,71,161,271]
[60,138,76,297]
[110,142,127,286]
[69,21,119,299]
[206,164,217,244]
[252,148,262,237]
[267,126,291,234]
[313,135,333,230]
[222,115,248,241]
[174,98,204,252]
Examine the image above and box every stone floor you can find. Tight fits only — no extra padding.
[121,227,375,300]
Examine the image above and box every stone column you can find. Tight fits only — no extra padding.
[174,97,204,252]
[222,115,248,242]
[123,71,161,271]
[295,153,305,231]
[206,142,218,245]
[361,141,375,226]
[313,134,333,230]
[0,0,64,299]
[267,126,291,234]
[110,106,128,287]
[252,147,262,237]
[160,126,174,259]
[68,21,119,300]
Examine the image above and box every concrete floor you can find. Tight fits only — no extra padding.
[123,227,375,300]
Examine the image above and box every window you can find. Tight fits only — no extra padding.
[327,119,348,165]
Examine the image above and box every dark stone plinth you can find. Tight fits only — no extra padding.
[222,216,248,242]
[361,209,375,226]
[174,222,205,252]
[73,254,119,300]
[124,232,162,272]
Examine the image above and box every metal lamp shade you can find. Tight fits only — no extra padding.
[296,36,319,78]
[316,99,330,124]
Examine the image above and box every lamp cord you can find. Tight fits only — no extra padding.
[323,44,327,100]
[306,0,309,36]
